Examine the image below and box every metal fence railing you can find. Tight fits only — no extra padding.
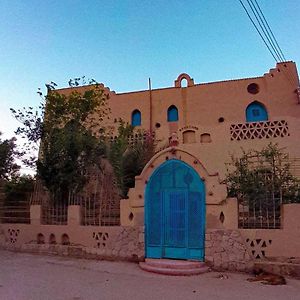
[236,156,300,229]
[0,203,30,224]
[41,204,68,225]
[0,183,30,224]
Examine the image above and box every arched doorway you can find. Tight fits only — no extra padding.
[145,159,205,261]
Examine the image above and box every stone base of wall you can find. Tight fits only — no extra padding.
[0,225,254,272]
[254,259,300,278]
[0,226,145,262]
[205,229,253,272]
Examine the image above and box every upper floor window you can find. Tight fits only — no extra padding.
[167,105,179,122]
[246,102,268,122]
[131,109,141,126]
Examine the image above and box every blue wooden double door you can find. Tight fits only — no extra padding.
[145,159,205,261]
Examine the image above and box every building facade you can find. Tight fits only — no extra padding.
[1,61,300,272]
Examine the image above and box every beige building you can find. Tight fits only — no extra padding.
[1,61,300,274]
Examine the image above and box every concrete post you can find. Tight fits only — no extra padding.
[68,205,81,226]
[30,205,42,225]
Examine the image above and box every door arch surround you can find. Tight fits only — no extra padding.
[145,159,205,261]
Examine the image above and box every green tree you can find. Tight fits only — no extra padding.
[226,144,300,228]
[11,78,110,204]
[0,133,20,179]
[12,78,156,203]
[4,175,34,203]
[106,121,156,198]
[226,143,300,205]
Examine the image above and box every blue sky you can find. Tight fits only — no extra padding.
[0,0,300,144]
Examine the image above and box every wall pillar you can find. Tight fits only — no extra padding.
[30,205,42,225]
[282,203,300,230]
[68,205,81,226]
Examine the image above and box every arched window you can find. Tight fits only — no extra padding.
[167,105,179,122]
[246,102,268,122]
[131,109,141,126]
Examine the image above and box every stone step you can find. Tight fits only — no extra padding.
[145,258,206,269]
[139,259,209,276]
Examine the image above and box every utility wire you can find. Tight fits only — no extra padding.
[248,0,297,85]
[247,0,283,62]
[239,0,277,62]
[253,0,286,61]
[239,0,297,87]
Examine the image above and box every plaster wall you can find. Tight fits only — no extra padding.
[3,62,298,270]
[240,204,300,259]
[113,62,300,230]
[1,203,300,271]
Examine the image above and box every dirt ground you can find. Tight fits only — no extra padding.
[0,250,299,300]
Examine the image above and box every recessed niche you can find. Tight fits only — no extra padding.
[61,233,70,245]
[218,117,225,123]
[129,212,134,221]
[155,123,161,128]
[219,212,225,224]
[247,83,260,94]
[49,233,56,245]
[37,233,45,244]
[200,133,212,143]
[183,130,196,144]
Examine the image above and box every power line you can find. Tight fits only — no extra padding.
[247,0,283,62]
[247,0,297,86]
[238,0,298,87]
[253,0,286,61]
[238,0,277,62]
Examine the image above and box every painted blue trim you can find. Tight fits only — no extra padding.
[246,102,268,122]
[167,105,179,122]
[131,109,141,126]
[145,159,206,261]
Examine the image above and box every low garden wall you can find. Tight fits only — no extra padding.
[0,223,145,262]
[0,220,253,272]
[1,203,300,273]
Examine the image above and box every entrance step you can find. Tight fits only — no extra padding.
[139,258,209,276]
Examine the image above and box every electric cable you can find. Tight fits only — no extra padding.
[238,0,278,62]
[253,0,286,61]
[239,0,297,87]
[247,0,283,62]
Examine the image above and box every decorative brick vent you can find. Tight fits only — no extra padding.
[245,238,272,259]
[93,232,109,248]
[8,229,20,244]
[230,120,289,141]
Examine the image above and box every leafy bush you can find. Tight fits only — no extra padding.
[225,143,300,205]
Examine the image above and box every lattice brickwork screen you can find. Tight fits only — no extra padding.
[230,120,289,141]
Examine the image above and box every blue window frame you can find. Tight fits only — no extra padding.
[131,109,141,126]
[246,102,268,122]
[167,105,179,122]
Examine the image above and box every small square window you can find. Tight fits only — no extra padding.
[252,109,260,117]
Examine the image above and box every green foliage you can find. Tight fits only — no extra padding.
[11,78,110,204]
[225,143,300,205]
[4,175,34,203]
[0,133,20,179]
[106,121,156,198]
[11,77,156,203]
